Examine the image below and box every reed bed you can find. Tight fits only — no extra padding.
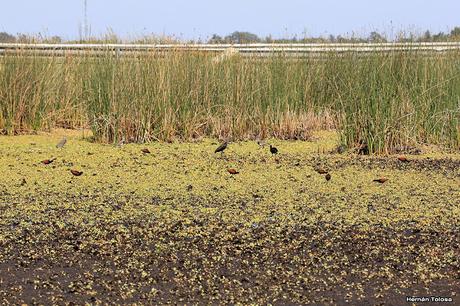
[0,49,459,152]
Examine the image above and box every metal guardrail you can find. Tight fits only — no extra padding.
[1,42,460,57]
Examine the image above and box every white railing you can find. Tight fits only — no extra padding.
[1,42,460,57]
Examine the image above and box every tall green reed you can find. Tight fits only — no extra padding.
[0,48,458,152]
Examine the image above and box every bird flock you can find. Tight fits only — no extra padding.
[212,140,409,183]
[39,136,410,183]
[41,137,85,177]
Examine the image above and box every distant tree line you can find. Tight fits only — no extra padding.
[0,31,179,44]
[208,28,460,44]
[0,32,62,43]
[1,27,460,44]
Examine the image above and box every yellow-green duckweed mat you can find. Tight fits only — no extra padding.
[0,131,459,304]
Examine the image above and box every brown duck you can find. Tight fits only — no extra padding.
[70,170,83,176]
[315,167,329,174]
[227,168,239,175]
[41,157,57,165]
[397,156,410,163]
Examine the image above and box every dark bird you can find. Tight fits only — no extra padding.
[141,148,151,154]
[373,178,388,184]
[227,168,239,175]
[334,144,346,154]
[269,145,278,155]
[358,139,369,155]
[56,137,67,148]
[397,156,410,163]
[325,173,332,181]
[70,170,83,176]
[41,157,57,165]
[215,141,228,154]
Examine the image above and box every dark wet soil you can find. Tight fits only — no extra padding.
[0,212,459,305]
[321,156,460,177]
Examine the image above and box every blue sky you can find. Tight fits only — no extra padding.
[1,0,459,40]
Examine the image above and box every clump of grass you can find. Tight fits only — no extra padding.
[0,47,459,152]
[0,52,86,133]
[337,51,460,152]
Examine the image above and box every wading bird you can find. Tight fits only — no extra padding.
[116,137,125,148]
[315,168,328,175]
[227,168,239,175]
[269,145,278,155]
[398,156,410,163]
[56,137,67,148]
[41,157,57,165]
[70,170,83,176]
[358,139,369,155]
[256,139,266,148]
[334,144,346,154]
[215,141,228,154]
